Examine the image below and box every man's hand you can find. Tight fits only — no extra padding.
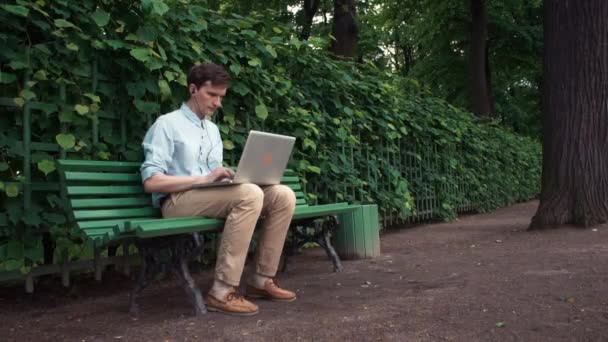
[205,167,235,182]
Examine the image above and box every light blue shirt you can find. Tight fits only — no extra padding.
[141,103,223,207]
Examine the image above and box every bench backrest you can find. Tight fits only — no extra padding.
[57,160,308,230]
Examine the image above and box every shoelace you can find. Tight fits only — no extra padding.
[226,288,245,302]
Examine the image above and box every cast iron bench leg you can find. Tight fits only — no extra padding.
[172,258,207,316]
[316,217,343,272]
[129,246,154,315]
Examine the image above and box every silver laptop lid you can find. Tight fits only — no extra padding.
[233,130,296,185]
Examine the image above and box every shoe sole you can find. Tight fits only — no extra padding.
[247,294,297,302]
[207,306,259,316]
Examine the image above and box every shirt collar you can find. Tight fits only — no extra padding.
[180,103,204,127]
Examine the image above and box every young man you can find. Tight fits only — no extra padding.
[140,63,297,316]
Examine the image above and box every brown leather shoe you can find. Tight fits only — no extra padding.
[246,279,297,302]
[206,288,259,316]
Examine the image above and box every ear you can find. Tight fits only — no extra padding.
[189,84,196,95]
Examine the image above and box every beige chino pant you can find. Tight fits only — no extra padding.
[161,184,296,286]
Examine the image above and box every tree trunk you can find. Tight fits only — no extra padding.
[530,0,608,229]
[300,0,320,40]
[470,0,492,117]
[330,0,358,59]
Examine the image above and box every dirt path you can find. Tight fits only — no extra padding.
[2,201,608,341]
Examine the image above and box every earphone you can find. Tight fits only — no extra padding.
[191,85,218,170]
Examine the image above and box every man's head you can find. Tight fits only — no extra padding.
[187,63,231,118]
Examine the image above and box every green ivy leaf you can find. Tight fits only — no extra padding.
[306,166,321,174]
[33,70,47,80]
[74,104,89,115]
[98,151,110,160]
[303,138,317,151]
[255,102,268,120]
[42,213,66,225]
[1,5,29,17]
[229,64,241,76]
[248,58,261,67]
[5,183,20,197]
[273,27,282,33]
[130,48,151,62]
[158,79,171,100]
[149,0,170,16]
[37,159,56,175]
[265,45,277,58]
[13,97,24,108]
[91,9,110,27]
[0,72,17,84]
[223,140,235,150]
[20,89,36,101]
[84,93,101,103]
[56,134,76,150]
[54,19,76,29]
[133,99,160,114]
[66,42,79,51]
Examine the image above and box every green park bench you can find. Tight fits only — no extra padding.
[57,159,366,315]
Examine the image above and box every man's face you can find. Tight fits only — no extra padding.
[192,82,228,116]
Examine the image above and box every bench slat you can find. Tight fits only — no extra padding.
[71,197,151,209]
[74,207,160,220]
[67,185,144,195]
[134,217,226,238]
[65,171,141,183]
[78,216,159,229]
[293,203,358,220]
[57,160,141,172]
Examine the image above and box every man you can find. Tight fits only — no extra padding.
[140,63,297,316]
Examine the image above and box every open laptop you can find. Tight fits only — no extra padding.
[192,130,296,189]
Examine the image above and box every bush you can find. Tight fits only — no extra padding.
[0,0,540,273]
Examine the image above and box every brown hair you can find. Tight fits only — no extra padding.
[187,63,231,89]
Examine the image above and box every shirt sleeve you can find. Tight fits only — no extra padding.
[140,117,174,182]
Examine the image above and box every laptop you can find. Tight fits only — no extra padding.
[191,130,296,189]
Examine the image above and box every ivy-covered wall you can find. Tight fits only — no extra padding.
[0,0,541,274]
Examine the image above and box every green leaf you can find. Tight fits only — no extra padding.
[142,0,169,16]
[303,138,317,151]
[13,97,24,108]
[91,9,110,27]
[223,140,235,150]
[20,89,36,100]
[231,82,249,96]
[5,183,20,197]
[56,133,76,150]
[130,48,151,62]
[58,110,75,123]
[1,5,29,17]
[66,42,79,51]
[43,213,66,225]
[272,27,282,33]
[54,19,76,29]
[133,99,160,114]
[0,181,4,191]
[33,70,47,80]
[495,322,505,328]
[0,72,17,84]
[74,104,89,115]
[229,64,241,76]
[255,102,268,120]
[158,79,171,100]
[84,93,101,103]
[265,45,277,58]
[98,151,110,160]
[0,162,8,171]
[306,166,321,174]
[37,159,56,175]
[248,58,261,67]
